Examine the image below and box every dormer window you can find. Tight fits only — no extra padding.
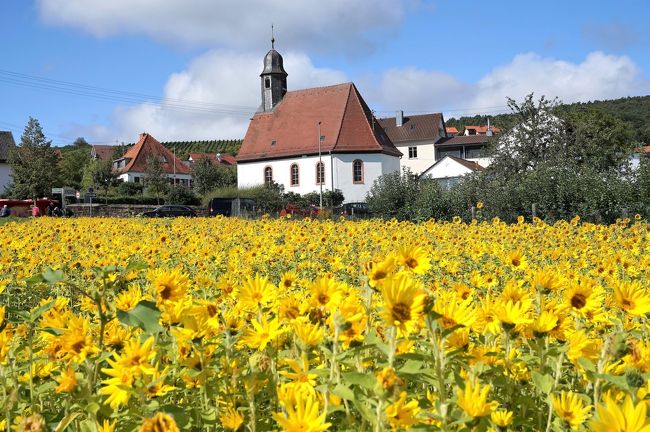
[271,140,276,146]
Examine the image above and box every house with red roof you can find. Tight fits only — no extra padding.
[187,152,236,166]
[112,133,192,187]
[91,144,118,162]
[237,41,401,203]
[378,112,447,175]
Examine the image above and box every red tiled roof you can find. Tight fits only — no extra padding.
[237,83,401,162]
[436,135,491,146]
[91,144,116,161]
[642,145,650,154]
[116,133,190,174]
[448,155,485,171]
[377,113,445,143]
[464,125,502,135]
[189,152,237,165]
[446,127,459,135]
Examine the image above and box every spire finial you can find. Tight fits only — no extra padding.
[271,24,275,49]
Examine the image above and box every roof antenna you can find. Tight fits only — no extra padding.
[271,24,275,49]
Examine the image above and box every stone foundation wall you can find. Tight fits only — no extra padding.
[65,204,208,217]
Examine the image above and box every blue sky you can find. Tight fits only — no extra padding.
[1,0,649,146]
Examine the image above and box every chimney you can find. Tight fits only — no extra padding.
[216,153,221,163]
[486,118,493,136]
[396,110,404,127]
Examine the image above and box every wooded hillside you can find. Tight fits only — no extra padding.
[446,94,650,144]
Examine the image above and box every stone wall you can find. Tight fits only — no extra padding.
[66,204,208,217]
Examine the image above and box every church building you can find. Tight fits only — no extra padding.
[236,41,402,203]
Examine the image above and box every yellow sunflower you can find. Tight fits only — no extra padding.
[397,245,432,275]
[613,280,650,316]
[380,274,426,336]
[551,391,592,430]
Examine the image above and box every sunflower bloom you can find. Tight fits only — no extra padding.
[613,280,650,316]
[139,412,180,432]
[590,395,650,432]
[272,391,331,432]
[385,391,421,430]
[397,245,431,275]
[220,406,245,431]
[551,391,591,430]
[365,255,397,288]
[380,274,426,336]
[54,367,77,393]
[457,378,498,418]
[491,409,513,427]
[241,317,285,351]
[150,268,189,304]
[239,274,276,310]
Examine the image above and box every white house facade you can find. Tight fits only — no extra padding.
[378,112,447,176]
[0,132,15,193]
[420,155,485,190]
[238,153,399,203]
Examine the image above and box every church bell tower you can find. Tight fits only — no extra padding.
[260,30,288,112]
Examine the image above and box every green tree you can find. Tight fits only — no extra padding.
[58,138,91,190]
[145,155,169,204]
[366,168,420,220]
[191,158,238,197]
[83,159,119,198]
[8,117,60,198]
[462,94,639,222]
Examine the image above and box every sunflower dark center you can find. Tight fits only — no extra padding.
[571,293,587,309]
[159,284,172,300]
[392,302,411,322]
[405,258,418,269]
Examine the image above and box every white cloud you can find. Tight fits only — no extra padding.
[37,0,413,55]
[79,50,647,142]
[90,49,347,143]
[373,51,648,119]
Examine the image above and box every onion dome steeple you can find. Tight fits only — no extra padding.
[259,26,288,112]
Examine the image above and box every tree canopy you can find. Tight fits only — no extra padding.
[8,117,60,199]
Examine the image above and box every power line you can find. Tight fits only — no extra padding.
[0,69,257,117]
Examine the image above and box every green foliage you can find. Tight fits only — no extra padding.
[166,185,199,205]
[447,94,650,145]
[57,139,91,190]
[8,117,60,198]
[161,140,242,159]
[144,156,169,204]
[366,168,421,220]
[299,189,345,208]
[191,158,237,197]
[82,159,119,197]
[117,181,144,196]
[458,94,647,223]
[92,195,163,205]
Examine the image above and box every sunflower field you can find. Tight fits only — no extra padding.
[0,216,649,431]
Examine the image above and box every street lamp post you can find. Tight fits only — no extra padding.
[318,121,323,209]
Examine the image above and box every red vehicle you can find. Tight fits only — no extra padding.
[0,198,58,217]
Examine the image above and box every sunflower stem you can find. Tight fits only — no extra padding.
[544,352,564,432]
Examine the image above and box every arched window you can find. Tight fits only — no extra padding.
[290,163,299,186]
[264,166,273,186]
[315,161,325,185]
[353,159,364,184]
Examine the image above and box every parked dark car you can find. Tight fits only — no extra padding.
[208,198,256,217]
[142,205,197,218]
[336,202,371,218]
